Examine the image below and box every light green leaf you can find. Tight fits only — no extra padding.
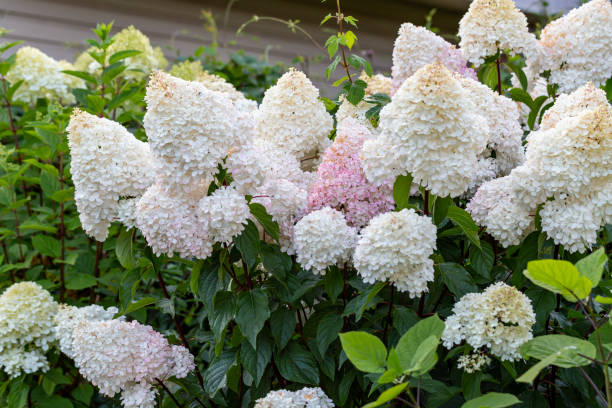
[461,392,521,408]
[115,227,135,269]
[339,332,387,373]
[524,259,592,301]
[575,247,607,288]
[395,315,444,376]
[363,383,409,408]
[393,174,413,210]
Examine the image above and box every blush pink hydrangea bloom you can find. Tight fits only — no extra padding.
[307,118,394,229]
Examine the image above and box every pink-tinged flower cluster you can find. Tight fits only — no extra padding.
[307,118,394,229]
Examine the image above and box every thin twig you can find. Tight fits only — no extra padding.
[156,378,184,408]
[335,0,353,84]
[383,285,394,345]
[577,367,607,407]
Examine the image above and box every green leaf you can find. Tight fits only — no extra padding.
[277,342,319,384]
[189,260,202,297]
[49,188,74,203]
[393,174,413,210]
[395,315,444,375]
[39,171,60,197]
[461,392,520,408]
[249,203,280,241]
[31,395,73,408]
[516,353,558,384]
[101,61,126,84]
[343,30,357,49]
[71,383,93,405]
[115,227,135,269]
[233,219,260,270]
[469,241,494,279]
[241,333,272,386]
[363,383,409,408]
[507,88,533,108]
[325,56,341,79]
[346,80,367,105]
[316,313,343,355]
[270,307,296,350]
[325,35,339,58]
[64,271,97,290]
[31,235,61,258]
[432,195,452,225]
[156,297,175,317]
[447,206,481,249]
[204,350,236,395]
[116,297,156,317]
[524,259,592,301]
[211,291,236,341]
[439,263,478,298]
[108,49,142,64]
[61,70,97,85]
[528,95,549,130]
[575,247,607,288]
[235,288,270,348]
[520,334,596,368]
[339,331,387,373]
[505,60,528,91]
[320,13,333,25]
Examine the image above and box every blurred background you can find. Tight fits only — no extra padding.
[0,0,581,93]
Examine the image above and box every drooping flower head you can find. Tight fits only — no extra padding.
[361,63,489,197]
[452,73,525,190]
[143,71,240,195]
[0,282,58,377]
[6,46,82,104]
[391,22,476,94]
[254,68,333,160]
[537,0,612,92]
[67,109,155,241]
[458,0,537,66]
[136,182,213,259]
[294,207,358,274]
[353,209,437,297]
[442,282,535,362]
[70,318,194,408]
[307,118,394,228]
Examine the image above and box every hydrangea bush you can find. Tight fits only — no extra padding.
[0,1,611,407]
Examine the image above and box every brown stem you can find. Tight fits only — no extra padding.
[336,0,352,84]
[553,244,560,260]
[418,292,426,317]
[578,367,607,407]
[156,269,206,391]
[423,190,430,216]
[242,259,254,290]
[12,209,23,261]
[383,285,394,345]
[495,56,502,95]
[1,241,14,282]
[156,378,184,408]
[90,241,104,302]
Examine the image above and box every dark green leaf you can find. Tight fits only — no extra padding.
[277,342,319,384]
[316,313,343,355]
[234,219,260,270]
[270,307,296,350]
[236,288,270,348]
[447,205,481,249]
[249,203,279,241]
[439,263,478,298]
[393,174,413,210]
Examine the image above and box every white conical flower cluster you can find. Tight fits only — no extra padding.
[67,109,155,241]
[442,282,535,361]
[458,0,537,66]
[143,71,241,194]
[254,68,333,161]
[59,309,194,408]
[468,83,612,251]
[361,63,489,197]
[255,387,334,408]
[452,72,525,193]
[353,209,437,297]
[537,0,612,93]
[6,46,84,104]
[294,207,358,274]
[390,22,475,94]
[54,304,120,359]
[0,282,58,377]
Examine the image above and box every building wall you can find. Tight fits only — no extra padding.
[0,0,580,94]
